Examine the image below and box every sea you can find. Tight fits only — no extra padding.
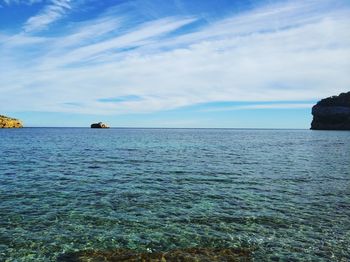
[0,128,349,261]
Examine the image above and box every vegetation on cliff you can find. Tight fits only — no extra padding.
[317,92,350,107]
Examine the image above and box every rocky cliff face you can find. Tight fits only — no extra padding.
[0,115,23,128]
[311,92,350,130]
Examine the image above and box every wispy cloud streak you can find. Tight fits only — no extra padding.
[1,0,42,5]
[201,103,315,112]
[24,0,71,32]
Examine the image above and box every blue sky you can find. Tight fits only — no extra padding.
[1,0,349,128]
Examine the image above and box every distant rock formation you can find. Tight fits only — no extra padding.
[311,91,350,130]
[57,247,251,262]
[0,115,23,128]
[91,122,109,128]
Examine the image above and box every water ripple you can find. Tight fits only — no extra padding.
[0,128,349,261]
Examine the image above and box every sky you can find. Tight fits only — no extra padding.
[0,0,349,128]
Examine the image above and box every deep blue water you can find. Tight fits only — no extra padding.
[0,128,349,261]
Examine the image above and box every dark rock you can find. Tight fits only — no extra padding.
[311,92,350,130]
[57,247,251,262]
[91,122,109,128]
[0,115,23,128]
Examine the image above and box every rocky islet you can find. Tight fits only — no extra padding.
[90,122,110,128]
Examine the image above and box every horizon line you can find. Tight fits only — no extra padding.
[3,126,312,130]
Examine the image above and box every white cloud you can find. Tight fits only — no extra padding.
[23,0,71,32]
[39,17,197,69]
[201,103,315,112]
[1,0,43,5]
[0,0,350,115]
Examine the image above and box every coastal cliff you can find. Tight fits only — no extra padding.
[311,92,350,130]
[0,115,23,128]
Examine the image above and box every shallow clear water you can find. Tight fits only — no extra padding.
[0,128,349,261]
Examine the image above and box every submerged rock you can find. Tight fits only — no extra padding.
[57,247,251,262]
[0,115,23,128]
[311,91,350,130]
[91,122,109,128]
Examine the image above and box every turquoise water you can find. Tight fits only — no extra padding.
[0,128,349,261]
